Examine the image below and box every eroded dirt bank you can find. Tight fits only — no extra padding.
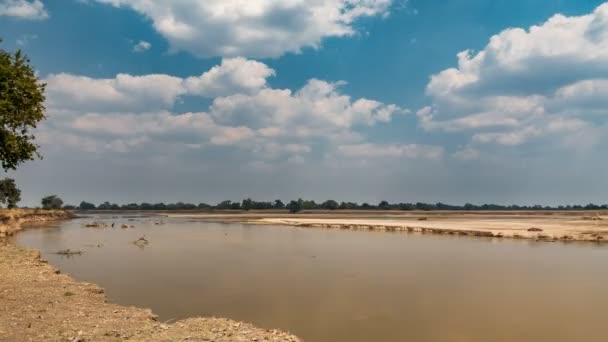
[0,209,74,239]
[1,211,301,342]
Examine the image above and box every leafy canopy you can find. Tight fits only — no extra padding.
[0,178,20,208]
[42,195,63,210]
[0,40,46,171]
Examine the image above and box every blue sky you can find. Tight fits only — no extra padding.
[2,0,608,206]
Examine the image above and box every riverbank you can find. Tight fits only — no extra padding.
[0,209,74,239]
[1,210,301,341]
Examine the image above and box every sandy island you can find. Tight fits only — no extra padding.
[253,211,608,242]
[169,210,608,242]
[0,210,301,342]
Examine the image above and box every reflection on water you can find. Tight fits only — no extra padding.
[13,215,608,342]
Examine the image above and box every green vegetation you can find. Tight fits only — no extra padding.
[0,40,46,171]
[41,195,63,210]
[0,178,21,208]
[71,199,608,212]
[287,199,304,213]
[0,41,46,210]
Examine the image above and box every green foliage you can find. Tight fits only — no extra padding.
[242,198,253,211]
[0,41,46,171]
[216,200,233,210]
[41,195,63,210]
[0,177,20,208]
[72,198,608,212]
[302,200,317,210]
[79,201,96,210]
[378,200,390,209]
[321,199,339,210]
[273,199,285,209]
[197,202,212,210]
[288,198,304,213]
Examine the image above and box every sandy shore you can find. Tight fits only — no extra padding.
[166,210,608,242]
[248,212,608,242]
[1,210,301,342]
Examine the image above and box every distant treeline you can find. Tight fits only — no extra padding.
[70,199,608,213]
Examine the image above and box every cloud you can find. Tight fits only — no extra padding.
[95,0,393,58]
[132,40,151,52]
[336,143,443,160]
[45,58,276,113]
[418,2,608,149]
[208,79,405,135]
[41,58,406,164]
[184,57,275,97]
[0,0,47,19]
[45,73,185,112]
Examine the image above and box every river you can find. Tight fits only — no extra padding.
[13,214,608,342]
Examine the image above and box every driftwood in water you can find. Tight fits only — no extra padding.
[133,235,149,245]
[54,249,83,256]
[85,221,107,228]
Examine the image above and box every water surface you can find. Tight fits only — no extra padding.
[13,215,608,342]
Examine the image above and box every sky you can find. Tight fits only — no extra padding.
[1,0,608,207]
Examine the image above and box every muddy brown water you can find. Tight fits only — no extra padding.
[12,215,608,342]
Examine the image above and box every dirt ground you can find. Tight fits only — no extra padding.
[0,209,73,239]
[0,210,301,342]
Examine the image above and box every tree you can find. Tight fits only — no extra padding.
[378,200,390,210]
[197,202,211,210]
[97,201,110,210]
[302,200,318,210]
[0,178,20,208]
[140,202,153,210]
[241,198,253,211]
[41,195,63,210]
[79,201,96,210]
[273,199,285,209]
[288,199,304,213]
[321,199,339,210]
[0,41,46,171]
[216,200,232,210]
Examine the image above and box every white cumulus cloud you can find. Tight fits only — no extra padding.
[184,57,275,97]
[418,2,608,149]
[41,58,407,163]
[95,0,393,58]
[0,0,47,19]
